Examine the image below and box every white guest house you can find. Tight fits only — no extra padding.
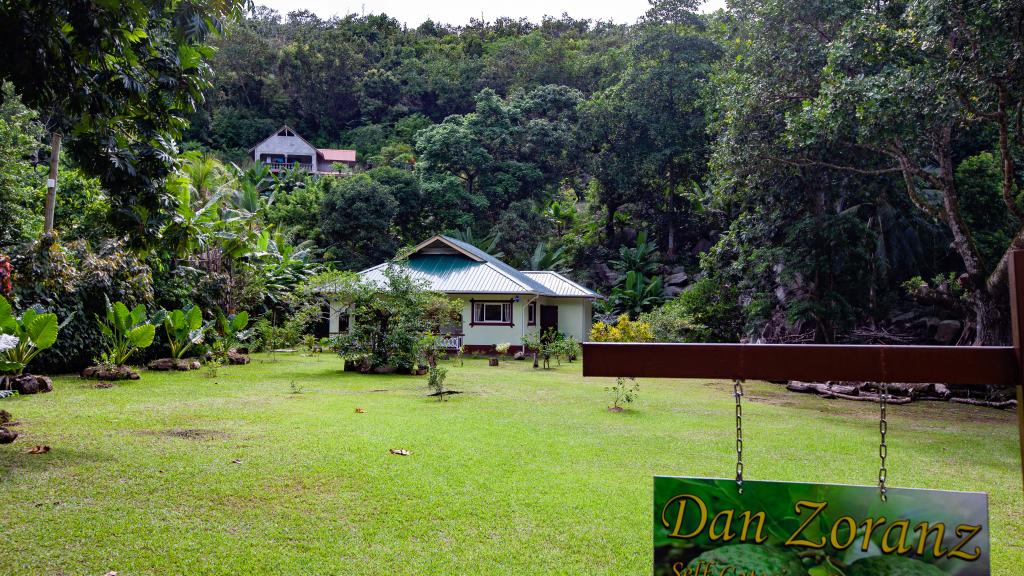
[327,235,601,352]
[250,126,356,175]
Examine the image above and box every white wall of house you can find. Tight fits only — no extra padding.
[327,293,594,347]
[253,134,318,167]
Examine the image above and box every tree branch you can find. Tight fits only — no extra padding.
[996,85,1024,221]
[773,156,903,176]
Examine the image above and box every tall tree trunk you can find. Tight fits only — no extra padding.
[932,126,1005,344]
[605,203,618,241]
[665,173,676,260]
[43,132,61,234]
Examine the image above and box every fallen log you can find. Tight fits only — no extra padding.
[828,391,914,405]
[787,381,860,396]
[949,397,1018,409]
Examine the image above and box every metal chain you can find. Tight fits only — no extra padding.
[879,382,888,502]
[734,379,744,494]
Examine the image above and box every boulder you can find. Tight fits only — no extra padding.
[934,320,962,344]
[0,427,16,444]
[226,350,250,365]
[488,358,499,366]
[8,374,53,395]
[81,365,140,381]
[513,351,526,360]
[147,358,201,371]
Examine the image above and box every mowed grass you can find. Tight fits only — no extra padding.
[1,354,1021,575]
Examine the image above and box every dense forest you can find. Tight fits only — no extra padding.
[1,0,1023,373]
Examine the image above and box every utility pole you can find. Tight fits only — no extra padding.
[43,132,61,234]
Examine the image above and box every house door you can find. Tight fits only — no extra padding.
[540,305,558,340]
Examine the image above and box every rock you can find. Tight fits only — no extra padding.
[513,351,526,360]
[81,365,139,381]
[934,319,962,344]
[147,358,201,371]
[9,374,53,395]
[0,427,16,444]
[890,310,918,324]
[691,238,714,255]
[488,358,499,366]
[226,350,250,365]
[665,271,689,285]
[0,410,10,424]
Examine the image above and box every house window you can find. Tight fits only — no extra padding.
[472,301,512,325]
[527,302,536,325]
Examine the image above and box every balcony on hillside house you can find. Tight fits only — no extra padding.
[259,153,313,173]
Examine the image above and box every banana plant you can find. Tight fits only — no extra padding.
[0,296,59,375]
[163,305,210,359]
[96,300,156,366]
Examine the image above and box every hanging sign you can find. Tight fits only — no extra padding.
[654,476,989,576]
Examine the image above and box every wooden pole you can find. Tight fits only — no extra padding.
[43,132,61,234]
[1009,250,1024,492]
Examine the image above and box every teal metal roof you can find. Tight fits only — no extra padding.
[523,271,602,298]
[360,254,554,295]
[350,235,598,297]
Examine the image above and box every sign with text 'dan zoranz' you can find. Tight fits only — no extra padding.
[654,477,989,576]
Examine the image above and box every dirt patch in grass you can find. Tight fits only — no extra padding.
[140,428,229,440]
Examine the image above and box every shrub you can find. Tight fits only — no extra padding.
[590,314,654,342]
[11,237,153,372]
[640,277,743,343]
[495,342,511,355]
[427,365,449,401]
[96,300,157,366]
[0,296,59,375]
[329,264,461,372]
[606,377,639,411]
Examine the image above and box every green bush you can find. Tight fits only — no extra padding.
[640,277,743,343]
[427,365,449,401]
[10,237,153,372]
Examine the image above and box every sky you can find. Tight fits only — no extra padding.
[255,0,727,27]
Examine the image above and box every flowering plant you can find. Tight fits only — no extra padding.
[0,256,12,297]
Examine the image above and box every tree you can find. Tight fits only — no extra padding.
[329,264,460,372]
[0,84,45,249]
[787,0,1024,344]
[0,0,248,240]
[320,174,399,270]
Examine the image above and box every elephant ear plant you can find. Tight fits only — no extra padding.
[163,305,209,359]
[214,310,251,362]
[0,296,59,376]
[97,300,156,366]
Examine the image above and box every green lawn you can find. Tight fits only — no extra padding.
[1,354,1021,574]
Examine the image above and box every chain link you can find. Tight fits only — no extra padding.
[879,382,888,502]
[734,379,744,494]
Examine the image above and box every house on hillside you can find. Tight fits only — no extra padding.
[249,126,356,175]
[325,235,602,352]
